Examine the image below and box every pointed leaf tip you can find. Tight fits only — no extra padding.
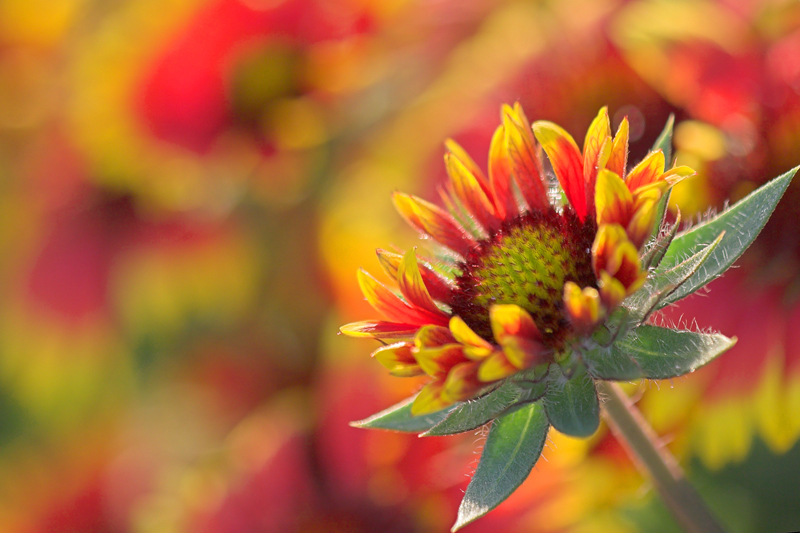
[351,394,457,432]
[658,165,798,305]
[452,402,549,531]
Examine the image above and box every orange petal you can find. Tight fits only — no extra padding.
[533,120,587,219]
[415,324,456,348]
[411,380,450,415]
[445,152,500,232]
[591,224,643,290]
[338,321,419,340]
[607,116,630,178]
[392,192,476,257]
[625,150,665,192]
[627,198,658,250]
[489,304,542,343]
[499,335,546,369]
[358,269,447,326]
[477,350,519,382]
[598,271,627,311]
[445,138,489,187]
[595,169,633,227]
[659,165,696,187]
[449,316,494,359]
[372,342,425,377]
[441,361,482,403]
[582,107,612,216]
[414,344,467,379]
[503,103,549,212]
[376,249,454,304]
[488,124,518,220]
[397,249,450,318]
[563,282,603,334]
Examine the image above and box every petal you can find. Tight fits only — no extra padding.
[625,150,665,192]
[415,324,456,348]
[441,361,482,403]
[377,249,455,304]
[397,249,450,318]
[358,269,447,326]
[533,120,587,219]
[582,107,612,216]
[445,152,501,232]
[606,116,630,178]
[477,350,519,382]
[591,224,642,289]
[445,138,489,186]
[489,304,542,344]
[626,198,658,249]
[411,380,450,415]
[449,315,494,359]
[595,169,633,227]
[500,335,546,369]
[659,165,696,187]
[563,282,603,334]
[488,125,519,220]
[392,192,476,257]
[598,271,627,311]
[414,344,467,378]
[338,321,419,340]
[372,342,425,377]
[503,103,549,212]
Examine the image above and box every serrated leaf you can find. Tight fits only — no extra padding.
[657,166,798,305]
[423,380,546,437]
[350,394,456,432]
[625,231,724,323]
[542,366,599,437]
[583,324,737,381]
[452,402,549,531]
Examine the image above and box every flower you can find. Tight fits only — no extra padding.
[341,104,695,415]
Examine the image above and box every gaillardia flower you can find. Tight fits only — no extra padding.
[341,105,693,415]
[342,103,794,531]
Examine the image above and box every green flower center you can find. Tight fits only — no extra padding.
[451,208,596,349]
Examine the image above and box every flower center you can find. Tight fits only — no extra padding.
[451,208,597,349]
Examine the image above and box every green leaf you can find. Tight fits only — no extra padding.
[423,380,546,437]
[452,402,549,531]
[542,365,600,437]
[657,166,798,306]
[652,113,675,164]
[350,394,456,432]
[583,325,737,381]
[625,231,724,323]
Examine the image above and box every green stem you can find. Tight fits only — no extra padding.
[597,381,727,533]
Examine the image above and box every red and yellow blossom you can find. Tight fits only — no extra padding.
[341,104,695,415]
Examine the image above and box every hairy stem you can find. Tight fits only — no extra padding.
[597,381,726,533]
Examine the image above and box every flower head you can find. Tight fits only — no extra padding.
[341,104,694,414]
[343,102,792,531]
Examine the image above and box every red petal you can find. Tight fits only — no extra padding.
[358,269,447,326]
[533,121,586,219]
[503,103,549,212]
[338,321,419,340]
[488,125,519,220]
[393,192,476,257]
[376,249,454,304]
[397,249,449,319]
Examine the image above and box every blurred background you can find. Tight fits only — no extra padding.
[1,0,799,531]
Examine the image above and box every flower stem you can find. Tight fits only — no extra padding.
[597,381,727,533]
